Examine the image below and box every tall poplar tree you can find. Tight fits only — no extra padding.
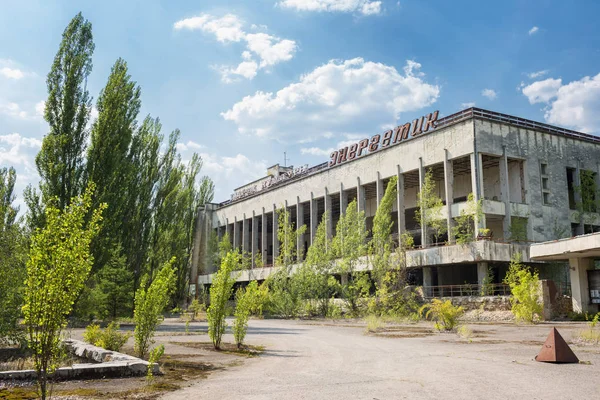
[87,57,141,271]
[33,12,94,213]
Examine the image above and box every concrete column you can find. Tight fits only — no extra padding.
[296,197,305,261]
[242,214,249,254]
[376,171,384,206]
[310,193,318,245]
[217,222,222,241]
[251,212,258,267]
[470,152,483,234]
[478,152,485,201]
[233,217,239,250]
[261,208,267,266]
[418,157,427,248]
[423,267,432,297]
[397,165,406,246]
[357,177,366,213]
[444,149,455,244]
[477,262,489,285]
[570,258,593,313]
[324,187,333,239]
[272,205,279,262]
[574,164,584,235]
[499,148,511,240]
[225,218,231,242]
[340,183,348,214]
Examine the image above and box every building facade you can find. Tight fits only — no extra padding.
[191,108,600,298]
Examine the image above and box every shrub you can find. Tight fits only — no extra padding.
[364,315,384,333]
[146,344,165,383]
[504,254,542,323]
[457,325,473,340]
[577,313,600,344]
[83,322,130,352]
[187,299,203,321]
[134,258,176,359]
[207,251,239,349]
[97,322,130,351]
[83,324,102,346]
[419,299,464,331]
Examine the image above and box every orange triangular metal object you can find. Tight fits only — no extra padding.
[535,327,579,363]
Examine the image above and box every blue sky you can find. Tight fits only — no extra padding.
[1,0,600,207]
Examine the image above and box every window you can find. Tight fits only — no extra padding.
[540,162,550,205]
[566,168,576,210]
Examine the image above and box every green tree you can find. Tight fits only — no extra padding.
[370,176,397,290]
[22,185,104,400]
[416,169,446,244]
[452,193,483,245]
[233,284,255,348]
[96,245,134,319]
[30,13,95,218]
[504,254,542,323]
[276,206,306,268]
[122,116,162,296]
[297,211,338,316]
[332,199,370,316]
[207,251,240,349]
[133,257,176,359]
[86,57,141,274]
[0,168,27,345]
[266,207,307,318]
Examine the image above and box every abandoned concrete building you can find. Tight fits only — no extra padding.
[191,107,600,313]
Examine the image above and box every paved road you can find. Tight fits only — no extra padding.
[161,319,600,400]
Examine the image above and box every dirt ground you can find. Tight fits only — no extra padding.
[1,318,599,399]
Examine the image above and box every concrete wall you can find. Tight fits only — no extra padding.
[212,120,475,226]
[475,118,600,242]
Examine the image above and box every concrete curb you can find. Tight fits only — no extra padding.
[0,339,160,380]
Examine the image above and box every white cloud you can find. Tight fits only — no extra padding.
[301,147,332,156]
[0,67,24,80]
[481,89,497,100]
[278,0,383,15]
[176,140,204,152]
[173,14,245,42]
[217,60,259,83]
[222,58,439,142]
[528,70,548,79]
[174,14,297,82]
[0,101,28,119]
[528,26,539,35]
[35,100,45,117]
[245,33,297,67]
[521,78,562,104]
[200,152,267,198]
[461,102,476,109]
[530,73,600,133]
[0,133,41,168]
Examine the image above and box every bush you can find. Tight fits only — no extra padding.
[146,344,165,383]
[419,299,464,331]
[504,254,542,323]
[364,315,384,333]
[187,299,204,321]
[83,322,130,352]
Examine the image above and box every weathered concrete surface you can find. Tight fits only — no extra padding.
[199,241,533,285]
[0,339,159,380]
[160,318,600,400]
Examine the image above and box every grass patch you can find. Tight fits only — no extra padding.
[364,315,384,334]
[0,387,39,400]
[576,329,600,344]
[457,325,473,341]
[168,341,264,358]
